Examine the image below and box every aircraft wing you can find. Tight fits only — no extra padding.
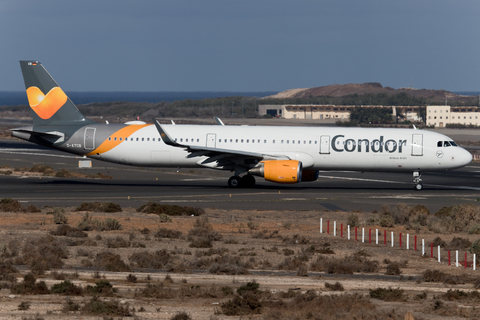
[154,121,289,169]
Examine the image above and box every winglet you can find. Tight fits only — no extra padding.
[155,120,183,147]
[214,117,225,126]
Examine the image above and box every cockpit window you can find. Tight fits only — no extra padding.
[450,141,458,146]
[437,141,442,147]
[444,141,451,147]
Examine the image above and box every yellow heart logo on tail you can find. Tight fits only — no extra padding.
[26,86,68,119]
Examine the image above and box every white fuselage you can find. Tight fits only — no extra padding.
[81,124,472,172]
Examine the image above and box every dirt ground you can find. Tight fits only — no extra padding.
[0,205,479,320]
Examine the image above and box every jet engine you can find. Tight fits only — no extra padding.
[248,160,302,184]
[301,170,319,182]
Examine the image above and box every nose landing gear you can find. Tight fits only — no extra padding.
[413,171,423,191]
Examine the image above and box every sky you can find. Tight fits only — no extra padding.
[0,0,479,92]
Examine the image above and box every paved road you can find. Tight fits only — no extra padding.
[0,139,479,213]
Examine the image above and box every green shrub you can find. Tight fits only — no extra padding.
[50,280,83,295]
[81,296,132,316]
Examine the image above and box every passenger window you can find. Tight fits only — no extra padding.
[264,139,266,143]
[131,138,134,141]
[281,140,284,144]
[252,140,254,143]
[180,138,182,142]
[137,138,139,141]
[241,139,243,143]
[108,137,111,141]
[273,140,275,143]
[114,137,117,141]
[147,138,150,141]
[298,140,300,144]
[292,140,295,144]
[142,138,145,141]
[287,140,289,144]
[247,139,249,143]
[186,139,188,142]
[304,141,306,144]
[309,141,311,144]
[236,139,238,143]
[437,141,442,147]
[153,138,155,141]
[315,141,317,144]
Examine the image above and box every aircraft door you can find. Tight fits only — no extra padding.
[206,133,216,148]
[319,135,330,154]
[84,127,96,150]
[411,134,423,156]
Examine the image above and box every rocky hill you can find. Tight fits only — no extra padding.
[265,82,473,103]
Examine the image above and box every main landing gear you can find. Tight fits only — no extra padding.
[228,175,256,188]
[413,171,423,191]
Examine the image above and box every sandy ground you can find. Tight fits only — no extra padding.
[0,206,478,319]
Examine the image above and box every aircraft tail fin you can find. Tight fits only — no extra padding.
[19,61,93,126]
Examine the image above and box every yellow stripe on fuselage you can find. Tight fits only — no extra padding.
[85,124,152,156]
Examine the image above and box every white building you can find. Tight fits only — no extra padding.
[426,105,480,128]
[258,104,422,121]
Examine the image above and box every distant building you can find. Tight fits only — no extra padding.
[427,105,480,128]
[258,104,422,121]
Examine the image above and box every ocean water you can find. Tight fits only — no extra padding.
[0,91,277,107]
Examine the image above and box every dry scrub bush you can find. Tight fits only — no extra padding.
[188,217,222,248]
[129,249,177,270]
[11,273,49,295]
[448,237,472,250]
[220,281,264,316]
[325,282,344,291]
[0,198,32,212]
[137,202,204,216]
[106,236,130,248]
[13,235,67,274]
[155,228,183,239]
[441,289,480,301]
[369,287,405,301]
[310,250,379,274]
[94,252,131,272]
[170,312,192,320]
[50,280,83,295]
[85,280,116,296]
[263,292,382,320]
[50,224,87,238]
[429,204,480,233]
[385,262,402,275]
[370,204,429,229]
[81,296,132,316]
[75,202,122,213]
[138,282,223,300]
[77,213,121,231]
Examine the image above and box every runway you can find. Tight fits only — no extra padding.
[0,139,479,213]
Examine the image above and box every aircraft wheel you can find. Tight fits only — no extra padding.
[241,175,256,188]
[228,176,242,188]
[414,183,423,191]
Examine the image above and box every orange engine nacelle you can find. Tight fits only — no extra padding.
[249,160,302,184]
[301,170,319,182]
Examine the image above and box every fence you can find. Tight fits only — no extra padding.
[319,218,477,271]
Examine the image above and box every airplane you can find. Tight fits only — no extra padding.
[11,61,472,190]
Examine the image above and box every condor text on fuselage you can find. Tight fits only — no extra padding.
[331,135,407,153]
